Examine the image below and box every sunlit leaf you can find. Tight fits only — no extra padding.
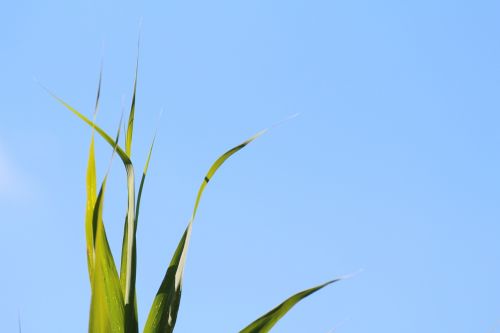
[89,177,125,333]
[85,69,101,282]
[49,89,139,331]
[120,129,156,333]
[125,53,138,157]
[240,278,342,333]
[143,130,266,333]
[121,49,140,333]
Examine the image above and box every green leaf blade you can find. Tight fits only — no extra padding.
[136,131,157,227]
[49,91,139,331]
[85,70,102,283]
[142,225,189,333]
[125,57,138,157]
[85,135,97,282]
[89,178,125,333]
[47,90,131,166]
[143,130,265,333]
[239,279,342,333]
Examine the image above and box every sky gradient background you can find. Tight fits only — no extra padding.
[1,0,500,332]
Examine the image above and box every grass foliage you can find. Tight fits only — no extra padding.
[50,57,343,333]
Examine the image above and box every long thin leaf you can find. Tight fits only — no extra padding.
[49,91,139,331]
[85,69,102,282]
[120,129,157,332]
[120,46,141,333]
[136,121,159,228]
[239,278,342,333]
[85,135,97,281]
[89,120,126,333]
[47,90,131,165]
[125,49,139,157]
[137,130,157,231]
[89,177,125,333]
[143,129,266,333]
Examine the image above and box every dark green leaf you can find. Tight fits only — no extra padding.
[239,278,342,333]
[143,130,265,333]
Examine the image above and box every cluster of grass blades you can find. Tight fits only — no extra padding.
[48,61,346,333]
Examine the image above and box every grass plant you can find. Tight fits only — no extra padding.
[49,59,344,333]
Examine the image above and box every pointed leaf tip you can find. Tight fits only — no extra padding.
[143,129,265,333]
[239,277,346,333]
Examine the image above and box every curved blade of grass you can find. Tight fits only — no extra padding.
[118,212,138,333]
[85,69,102,282]
[49,90,138,330]
[47,89,131,165]
[239,278,342,333]
[143,129,266,333]
[89,176,125,333]
[85,134,97,281]
[89,120,126,333]
[120,129,157,333]
[137,128,158,232]
[121,51,142,331]
[125,46,139,157]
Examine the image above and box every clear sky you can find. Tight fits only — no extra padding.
[1,0,499,332]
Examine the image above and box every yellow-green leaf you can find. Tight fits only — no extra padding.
[125,55,138,157]
[85,70,102,282]
[48,90,131,166]
[85,135,97,281]
[49,91,138,331]
[89,177,125,333]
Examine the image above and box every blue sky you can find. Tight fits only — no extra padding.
[1,0,499,332]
